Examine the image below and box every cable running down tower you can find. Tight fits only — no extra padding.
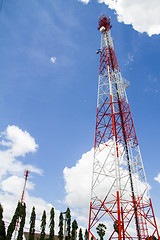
[87,15,159,240]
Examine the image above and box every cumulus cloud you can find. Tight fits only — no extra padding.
[78,0,160,36]
[63,149,93,208]
[50,57,56,63]
[98,0,160,36]
[63,148,95,226]
[1,125,38,157]
[0,125,41,180]
[63,143,147,209]
[1,189,60,234]
[1,175,34,196]
[63,142,156,237]
[0,125,60,234]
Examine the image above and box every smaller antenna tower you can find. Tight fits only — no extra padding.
[20,169,30,204]
[14,169,30,239]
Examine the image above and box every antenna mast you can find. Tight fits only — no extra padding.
[14,170,30,239]
[87,15,159,240]
[20,169,30,204]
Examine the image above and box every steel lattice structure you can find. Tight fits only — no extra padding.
[87,15,159,240]
[14,169,30,239]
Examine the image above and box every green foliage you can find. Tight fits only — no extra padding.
[58,213,63,240]
[49,207,55,240]
[96,223,106,240]
[0,204,6,240]
[6,202,22,240]
[78,228,83,240]
[71,220,78,240]
[84,229,88,240]
[40,210,46,240]
[146,237,157,240]
[66,208,71,240]
[113,220,122,236]
[28,206,36,240]
[17,203,26,240]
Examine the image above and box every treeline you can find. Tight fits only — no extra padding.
[0,202,88,240]
[0,202,26,240]
[0,202,158,240]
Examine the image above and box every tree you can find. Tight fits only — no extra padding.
[71,220,78,240]
[6,202,21,240]
[78,228,83,240]
[28,206,36,240]
[113,220,122,236]
[17,203,26,240]
[0,204,6,240]
[84,229,88,240]
[147,237,157,240]
[58,212,63,240]
[96,223,106,240]
[66,208,71,240]
[49,207,55,240]
[40,210,46,240]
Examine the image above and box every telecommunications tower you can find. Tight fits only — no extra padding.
[20,169,30,204]
[14,170,30,239]
[87,15,159,240]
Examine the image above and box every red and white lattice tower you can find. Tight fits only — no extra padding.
[20,169,30,204]
[14,170,30,239]
[87,15,159,240]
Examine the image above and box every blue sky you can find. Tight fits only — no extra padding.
[0,0,160,234]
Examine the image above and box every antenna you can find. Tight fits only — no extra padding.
[20,169,30,204]
[14,169,30,239]
[87,15,159,240]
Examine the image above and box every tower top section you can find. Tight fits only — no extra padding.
[98,14,112,32]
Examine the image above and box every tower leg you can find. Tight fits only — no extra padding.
[88,202,92,240]
[121,206,125,240]
[149,198,160,239]
[117,191,122,240]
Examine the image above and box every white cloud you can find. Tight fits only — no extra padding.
[1,175,34,196]
[50,57,56,63]
[63,148,94,229]
[0,125,61,234]
[80,0,160,36]
[154,173,160,183]
[78,0,91,4]
[63,143,158,238]
[1,190,60,234]
[63,144,145,210]
[0,126,41,180]
[63,149,93,208]
[98,0,160,36]
[1,125,38,157]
